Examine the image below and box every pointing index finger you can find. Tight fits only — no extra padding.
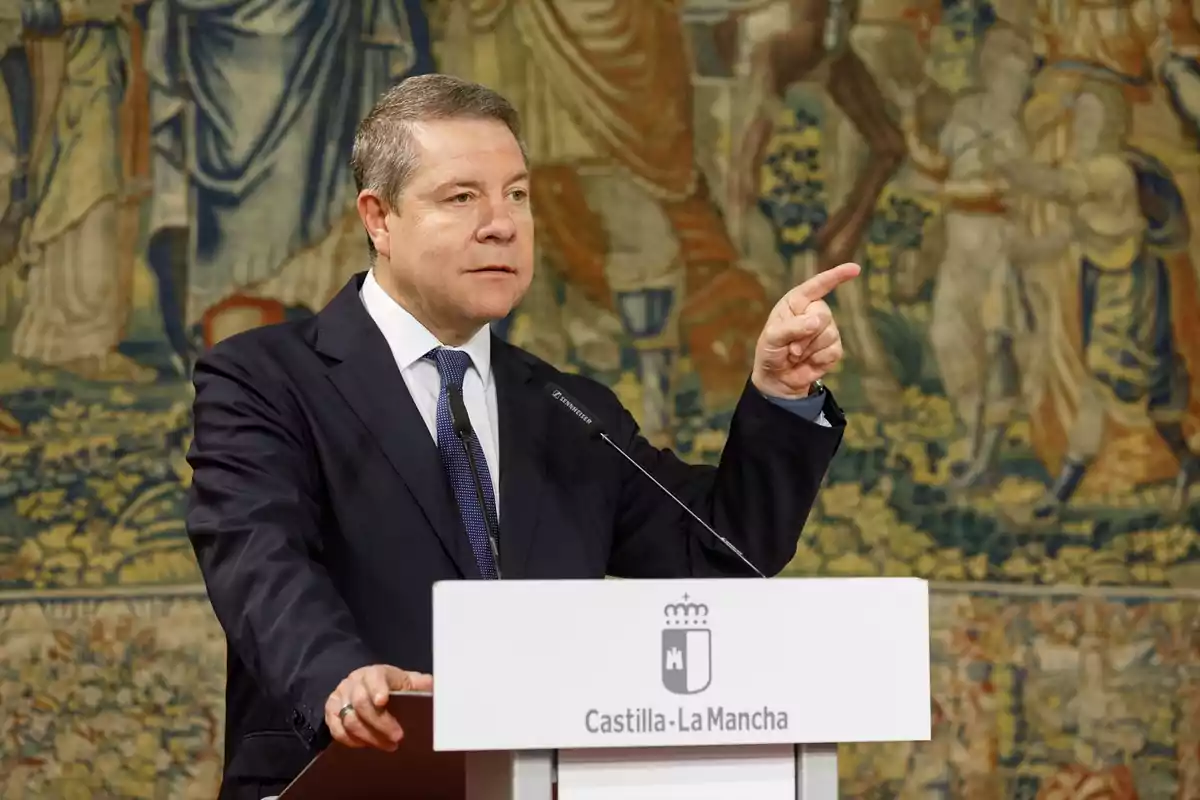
[789,262,862,309]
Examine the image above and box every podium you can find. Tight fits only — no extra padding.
[281,577,930,799]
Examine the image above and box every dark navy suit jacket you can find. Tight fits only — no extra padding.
[185,272,846,798]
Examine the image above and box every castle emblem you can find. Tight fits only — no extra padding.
[661,594,712,695]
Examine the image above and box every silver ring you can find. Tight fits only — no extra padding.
[338,703,354,721]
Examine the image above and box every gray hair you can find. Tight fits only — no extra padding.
[351,73,525,209]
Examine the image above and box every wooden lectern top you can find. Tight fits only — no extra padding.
[279,692,465,799]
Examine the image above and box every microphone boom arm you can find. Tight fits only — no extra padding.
[597,433,766,578]
[447,384,503,577]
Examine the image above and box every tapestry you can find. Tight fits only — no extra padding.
[1,0,1198,797]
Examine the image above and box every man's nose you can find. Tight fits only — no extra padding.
[476,205,517,242]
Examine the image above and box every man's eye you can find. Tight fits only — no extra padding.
[449,193,472,204]
[510,189,529,202]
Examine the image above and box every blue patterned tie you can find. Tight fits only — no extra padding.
[425,348,500,579]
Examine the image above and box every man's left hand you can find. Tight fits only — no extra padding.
[751,262,861,399]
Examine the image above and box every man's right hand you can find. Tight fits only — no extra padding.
[324,665,433,750]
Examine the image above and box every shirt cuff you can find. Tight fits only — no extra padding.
[761,390,831,427]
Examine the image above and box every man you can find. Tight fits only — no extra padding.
[186,74,858,799]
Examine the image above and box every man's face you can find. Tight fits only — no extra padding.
[368,117,533,343]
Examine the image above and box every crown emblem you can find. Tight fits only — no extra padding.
[663,594,708,628]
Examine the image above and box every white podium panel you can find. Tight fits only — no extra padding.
[432,577,931,753]
[556,744,796,800]
[464,743,838,800]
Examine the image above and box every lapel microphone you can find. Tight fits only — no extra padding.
[544,382,766,578]
[446,384,503,578]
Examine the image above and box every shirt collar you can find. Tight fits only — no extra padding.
[360,268,493,384]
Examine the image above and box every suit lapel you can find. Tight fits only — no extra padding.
[492,337,547,578]
[315,275,481,579]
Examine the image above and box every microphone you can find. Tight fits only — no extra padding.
[446,384,502,578]
[544,382,766,578]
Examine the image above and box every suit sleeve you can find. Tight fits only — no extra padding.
[186,343,376,748]
[605,380,845,578]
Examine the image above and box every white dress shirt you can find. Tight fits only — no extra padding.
[360,270,502,516]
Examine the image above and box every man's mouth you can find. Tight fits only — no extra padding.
[472,265,516,274]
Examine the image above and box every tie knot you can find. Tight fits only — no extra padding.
[425,347,472,387]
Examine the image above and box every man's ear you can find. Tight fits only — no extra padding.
[356,190,392,259]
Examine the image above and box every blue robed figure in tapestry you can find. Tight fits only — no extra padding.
[144,0,435,371]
